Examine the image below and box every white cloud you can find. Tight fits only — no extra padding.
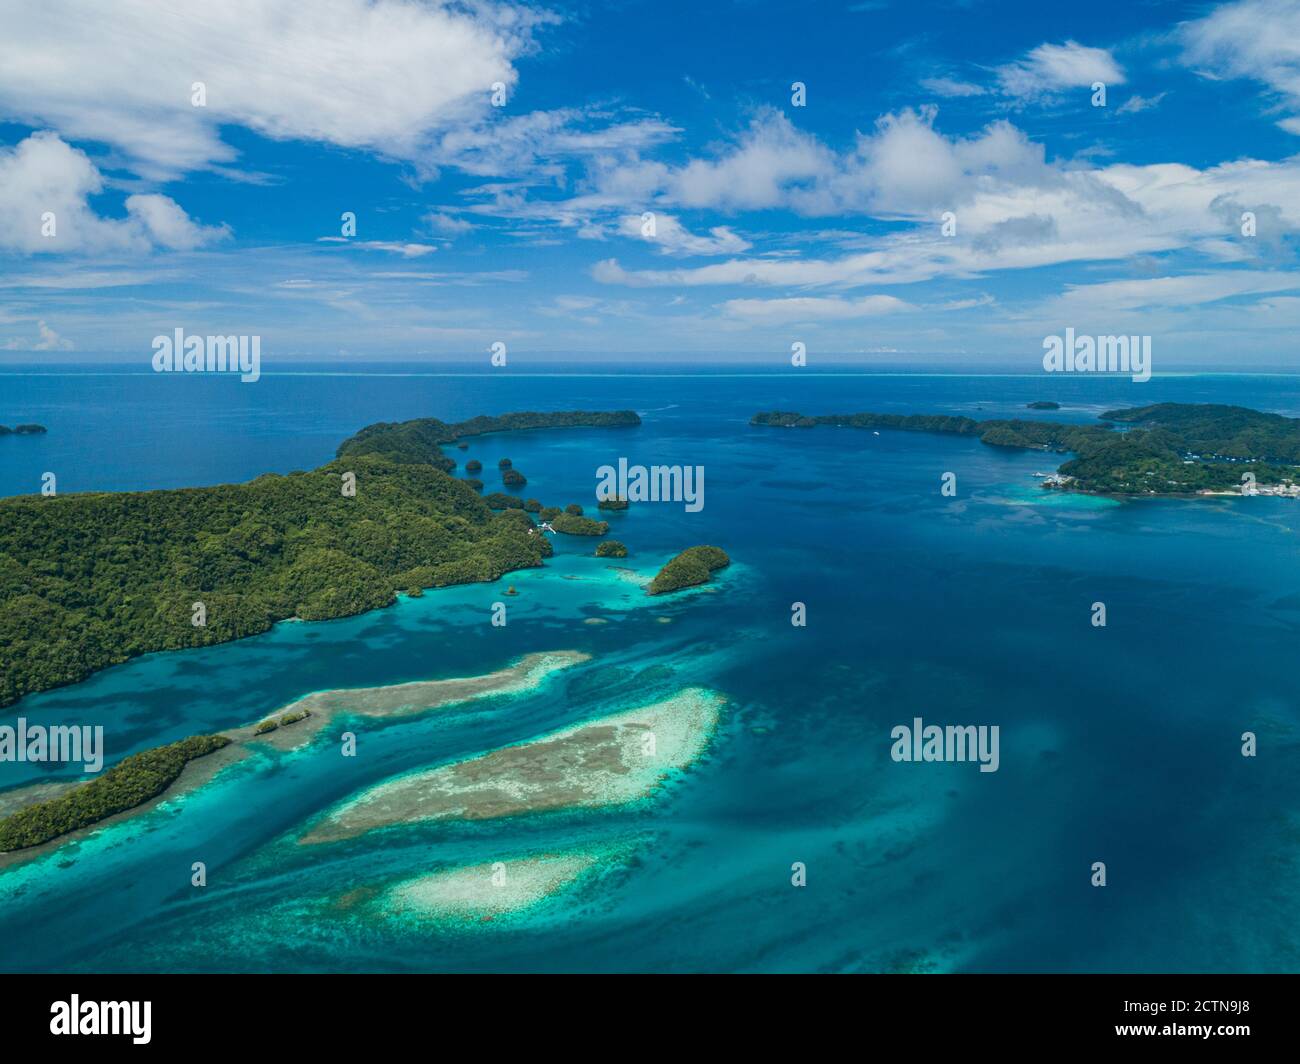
[593,148,1300,295]
[1,319,74,351]
[0,0,544,177]
[428,110,679,181]
[667,112,834,210]
[721,294,912,323]
[0,132,228,253]
[1116,92,1169,115]
[423,212,473,236]
[996,41,1126,99]
[920,77,987,98]
[1182,0,1300,132]
[317,238,438,258]
[124,193,228,251]
[617,213,751,256]
[574,107,1052,222]
[1042,271,1300,315]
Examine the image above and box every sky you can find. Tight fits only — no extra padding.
[1,0,1300,368]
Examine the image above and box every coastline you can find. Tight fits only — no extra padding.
[0,650,590,868]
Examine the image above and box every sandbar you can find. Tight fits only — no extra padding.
[301,686,724,845]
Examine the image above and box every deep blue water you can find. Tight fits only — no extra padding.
[0,366,1297,972]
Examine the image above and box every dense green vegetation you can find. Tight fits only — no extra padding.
[1027,401,1060,410]
[0,424,47,435]
[335,410,640,468]
[597,497,629,511]
[483,492,525,510]
[753,404,1300,495]
[0,410,639,707]
[565,503,584,515]
[465,459,482,474]
[596,540,628,558]
[0,734,230,851]
[648,546,730,595]
[551,513,609,536]
[502,469,527,488]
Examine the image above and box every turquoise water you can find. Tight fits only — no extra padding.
[0,368,1297,972]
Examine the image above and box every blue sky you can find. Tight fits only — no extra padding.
[2,0,1300,367]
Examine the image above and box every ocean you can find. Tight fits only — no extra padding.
[0,365,1297,972]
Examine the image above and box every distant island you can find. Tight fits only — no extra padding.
[0,424,47,435]
[0,410,639,707]
[752,403,1300,497]
[336,410,639,470]
[649,546,730,595]
[1026,401,1060,410]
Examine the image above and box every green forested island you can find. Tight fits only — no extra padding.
[649,546,731,595]
[0,411,638,707]
[0,424,47,435]
[752,404,1300,496]
[336,410,639,469]
[0,734,229,851]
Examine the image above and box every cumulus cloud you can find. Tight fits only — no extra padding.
[593,145,1300,296]
[0,132,228,253]
[996,41,1126,99]
[0,0,544,178]
[1,320,75,351]
[572,107,1053,222]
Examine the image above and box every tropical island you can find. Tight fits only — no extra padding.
[751,403,1300,497]
[648,546,731,595]
[0,410,639,707]
[0,734,230,851]
[0,424,47,435]
[1026,401,1060,410]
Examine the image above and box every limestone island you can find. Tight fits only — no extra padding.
[752,403,1300,497]
[300,686,725,845]
[0,409,638,707]
[1026,401,1060,410]
[648,546,730,595]
[0,423,47,435]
